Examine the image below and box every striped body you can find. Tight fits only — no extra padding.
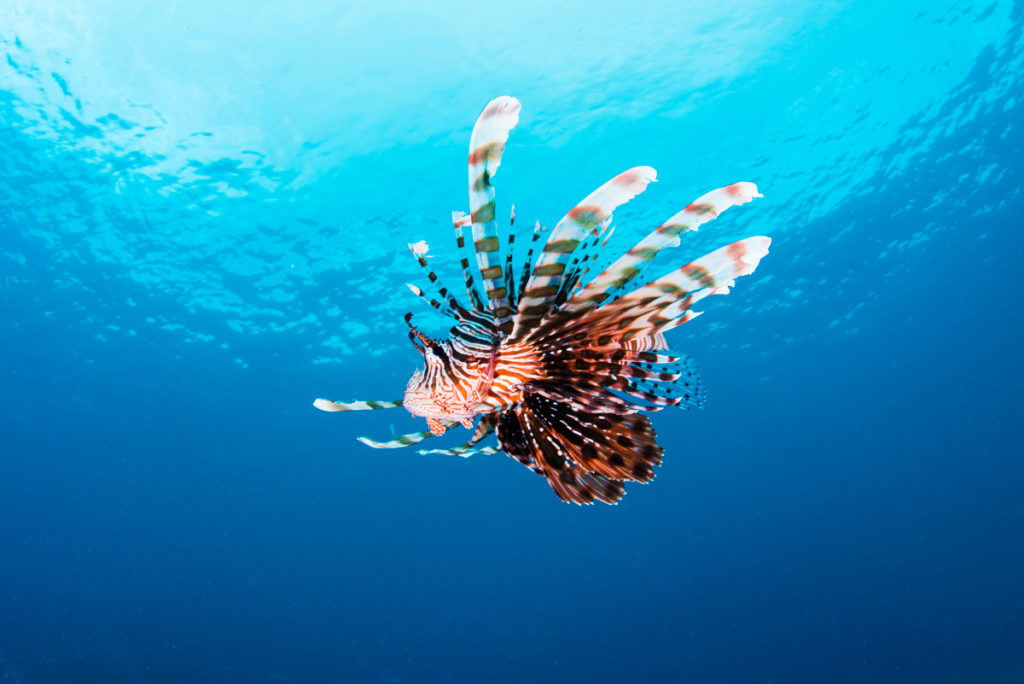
[314,97,772,505]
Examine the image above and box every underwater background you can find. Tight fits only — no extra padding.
[2,1,1022,682]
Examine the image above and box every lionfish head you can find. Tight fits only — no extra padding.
[401,314,486,435]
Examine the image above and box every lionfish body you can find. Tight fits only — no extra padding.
[314,96,771,505]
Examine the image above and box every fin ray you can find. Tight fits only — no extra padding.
[357,431,434,449]
[512,166,657,340]
[565,182,763,313]
[468,96,521,328]
[313,398,403,411]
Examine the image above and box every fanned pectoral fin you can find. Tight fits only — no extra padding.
[512,166,657,340]
[565,182,763,313]
[313,398,403,412]
[496,396,663,505]
[534,236,771,349]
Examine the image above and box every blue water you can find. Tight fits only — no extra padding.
[2,1,1022,682]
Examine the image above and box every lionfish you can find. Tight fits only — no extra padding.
[314,96,770,505]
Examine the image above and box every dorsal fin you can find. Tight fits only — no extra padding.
[517,220,546,304]
[405,241,472,320]
[451,211,487,313]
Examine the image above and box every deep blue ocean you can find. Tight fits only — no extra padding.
[2,1,1023,682]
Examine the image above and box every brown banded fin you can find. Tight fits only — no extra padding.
[313,398,403,411]
[468,96,521,328]
[511,166,657,341]
[565,182,763,314]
